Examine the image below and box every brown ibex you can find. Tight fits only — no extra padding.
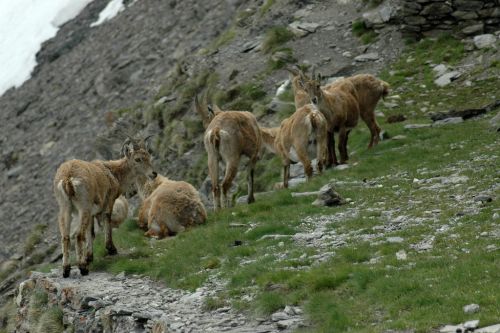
[194,96,262,210]
[135,174,206,238]
[325,74,389,148]
[304,74,360,166]
[261,101,328,188]
[53,138,156,277]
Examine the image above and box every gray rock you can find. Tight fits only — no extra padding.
[490,111,500,131]
[473,34,497,49]
[474,194,493,203]
[432,117,464,126]
[396,250,407,261]
[452,10,478,20]
[476,324,500,333]
[387,237,404,243]
[434,71,461,87]
[432,64,448,77]
[404,123,431,129]
[354,53,379,62]
[312,183,345,207]
[271,311,289,322]
[453,0,484,11]
[420,3,452,16]
[288,21,321,37]
[464,320,480,329]
[462,23,484,35]
[362,3,395,28]
[463,303,480,314]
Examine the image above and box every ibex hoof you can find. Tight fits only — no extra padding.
[107,246,118,256]
[63,266,71,278]
[247,196,255,204]
[79,266,89,276]
[86,254,94,263]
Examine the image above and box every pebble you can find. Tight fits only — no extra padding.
[463,303,480,314]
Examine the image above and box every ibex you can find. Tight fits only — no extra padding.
[326,74,389,148]
[194,95,262,210]
[135,174,206,238]
[304,74,360,166]
[286,66,310,109]
[53,138,156,277]
[261,100,328,188]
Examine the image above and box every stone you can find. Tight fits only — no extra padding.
[354,53,379,62]
[420,3,452,16]
[441,175,469,184]
[288,21,321,37]
[404,16,427,25]
[434,71,461,87]
[404,123,431,129]
[334,164,350,171]
[342,51,352,58]
[387,237,404,243]
[476,324,500,333]
[462,23,484,35]
[452,10,478,20]
[312,183,345,207]
[474,194,493,203]
[432,64,448,77]
[453,0,484,11]
[463,303,480,314]
[271,311,289,322]
[432,117,464,126]
[473,34,497,49]
[491,111,500,131]
[464,320,480,329]
[392,135,407,140]
[362,3,395,28]
[396,250,408,261]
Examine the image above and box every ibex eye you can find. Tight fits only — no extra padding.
[135,158,141,163]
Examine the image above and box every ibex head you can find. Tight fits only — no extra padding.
[122,137,157,180]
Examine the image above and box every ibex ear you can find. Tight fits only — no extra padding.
[121,138,133,158]
[144,135,154,154]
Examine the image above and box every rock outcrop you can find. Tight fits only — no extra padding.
[14,270,304,332]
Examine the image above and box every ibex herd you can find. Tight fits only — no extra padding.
[54,66,389,277]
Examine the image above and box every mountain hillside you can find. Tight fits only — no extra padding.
[1,0,499,332]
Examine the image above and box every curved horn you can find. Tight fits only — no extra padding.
[310,65,316,80]
[285,65,300,76]
[121,137,131,157]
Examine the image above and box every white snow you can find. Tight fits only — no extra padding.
[0,0,94,97]
[90,0,125,27]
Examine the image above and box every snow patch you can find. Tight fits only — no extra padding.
[90,0,125,27]
[0,0,94,96]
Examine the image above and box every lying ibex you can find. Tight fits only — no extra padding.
[135,174,206,238]
[195,96,262,210]
[261,101,328,188]
[304,74,360,166]
[110,195,129,228]
[53,138,156,277]
[325,74,389,148]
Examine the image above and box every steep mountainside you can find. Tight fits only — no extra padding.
[0,0,403,262]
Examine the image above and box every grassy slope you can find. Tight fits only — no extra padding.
[84,37,498,332]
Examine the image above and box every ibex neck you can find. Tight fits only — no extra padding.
[102,158,131,191]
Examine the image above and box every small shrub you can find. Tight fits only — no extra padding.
[203,296,227,311]
[262,26,294,53]
[24,224,47,255]
[35,307,64,333]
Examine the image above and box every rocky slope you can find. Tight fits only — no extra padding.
[0,0,404,280]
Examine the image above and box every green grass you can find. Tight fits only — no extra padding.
[262,26,294,53]
[352,20,378,44]
[23,224,47,255]
[260,0,276,15]
[87,37,500,332]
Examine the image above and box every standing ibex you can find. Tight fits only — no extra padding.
[194,96,262,210]
[304,74,360,166]
[325,74,389,148]
[53,138,156,277]
[261,100,328,188]
[135,174,206,238]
